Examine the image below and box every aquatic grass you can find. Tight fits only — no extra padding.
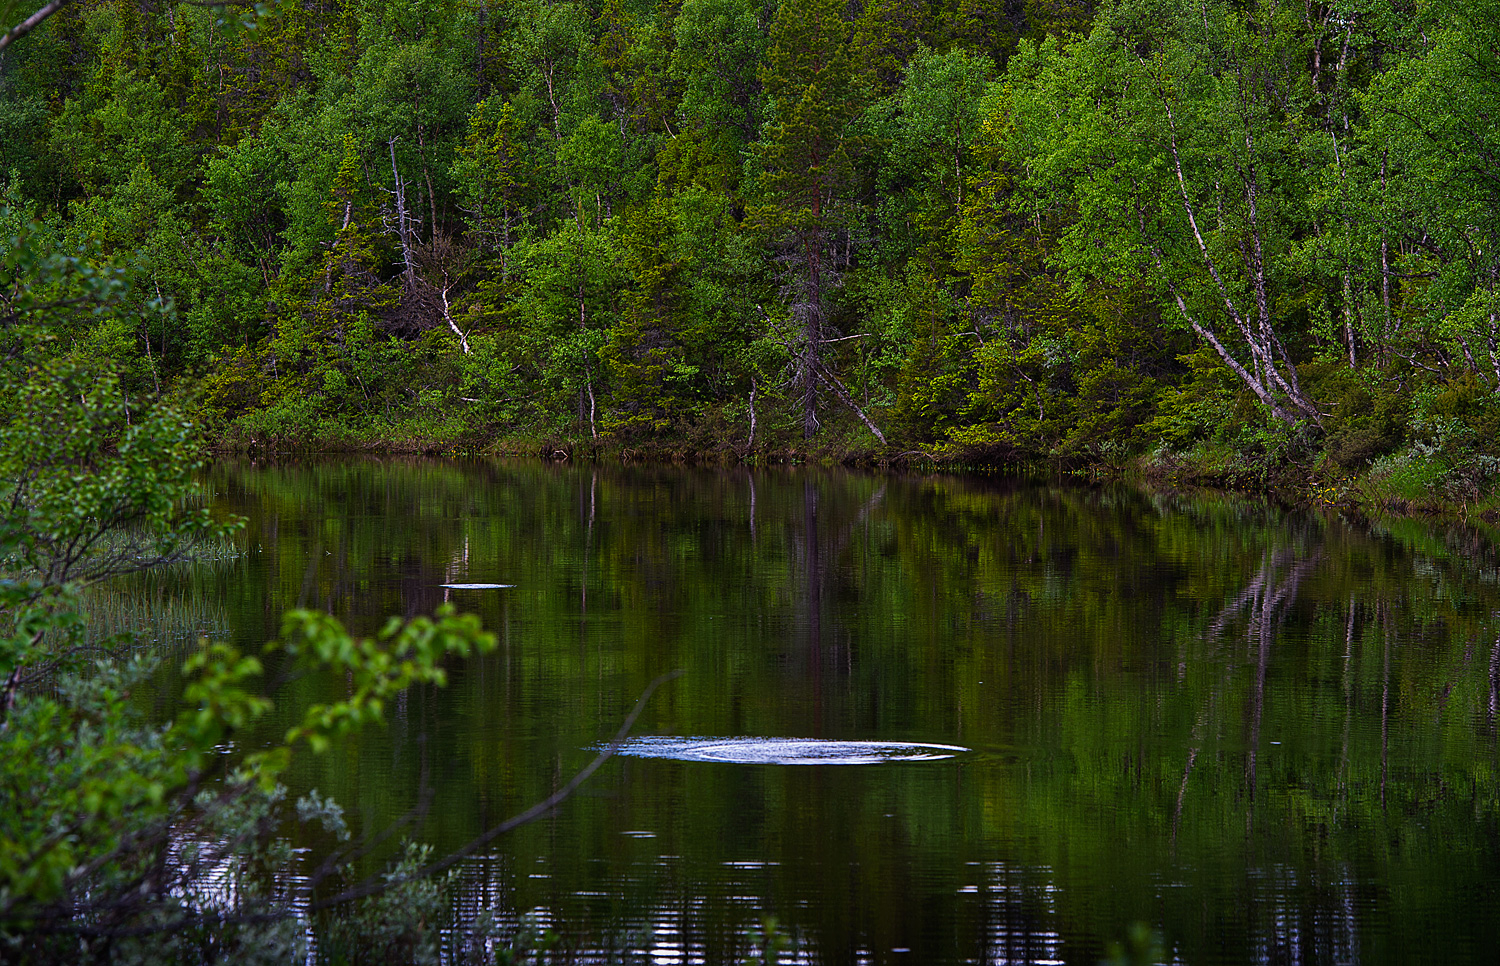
[78,584,232,654]
[0,522,242,669]
[0,498,244,586]
[83,522,243,568]
[69,524,242,654]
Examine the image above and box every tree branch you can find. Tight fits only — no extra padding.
[0,0,67,53]
[1,0,263,54]
[307,668,683,911]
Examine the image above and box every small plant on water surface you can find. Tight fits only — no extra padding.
[1101,922,1166,966]
[746,916,794,966]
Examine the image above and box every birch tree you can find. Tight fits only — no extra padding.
[1360,0,1500,387]
[1008,0,1323,426]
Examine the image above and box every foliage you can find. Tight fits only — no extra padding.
[0,225,513,960]
[0,356,223,586]
[4,0,1500,474]
[1,599,494,962]
[0,342,499,962]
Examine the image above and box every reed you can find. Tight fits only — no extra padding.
[78,584,233,655]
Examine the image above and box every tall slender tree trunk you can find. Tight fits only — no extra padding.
[580,282,597,440]
[1380,151,1393,357]
[802,226,822,441]
[389,138,417,289]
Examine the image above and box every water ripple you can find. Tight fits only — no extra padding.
[605,737,969,765]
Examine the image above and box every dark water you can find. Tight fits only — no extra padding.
[132,460,1500,964]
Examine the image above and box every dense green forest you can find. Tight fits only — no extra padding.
[3,0,1500,499]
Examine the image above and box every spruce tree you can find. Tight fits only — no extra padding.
[752,0,861,440]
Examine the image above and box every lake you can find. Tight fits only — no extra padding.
[117,459,1500,964]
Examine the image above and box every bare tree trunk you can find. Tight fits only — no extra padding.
[1143,228,1296,425]
[579,282,597,441]
[748,378,757,448]
[1239,128,1314,418]
[441,276,469,354]
[1488,309,1500,390]
[412,105,440,238]
[388,138,416,289]
[801,229,822,440]
[1380,151,1393,355]
[542,62,562,140]
[807,356,886,445]
[1457,334,1480,377]
[954,124,963,212]
[0,0,68,54]
[1343,276,1357,368]
[475,0,487,94]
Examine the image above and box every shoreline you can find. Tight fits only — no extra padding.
[205,428,1500,532]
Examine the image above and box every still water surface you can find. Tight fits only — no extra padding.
[126,460,1500,964]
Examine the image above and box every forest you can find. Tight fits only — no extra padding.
[6,1,1500,958]
[2,0,1499,504]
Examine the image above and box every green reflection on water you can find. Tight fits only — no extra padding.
[144,459,1500,964]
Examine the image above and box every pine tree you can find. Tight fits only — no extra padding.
[751,0,863,440]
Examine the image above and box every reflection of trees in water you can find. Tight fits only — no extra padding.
[1188,539,1322,807]
[1169,525,1500,966]
[160,819,314,952]
[1491,633,1500,735]
[1215,546,1322,807]
[1170,540,1358,963]
[81,583,232,655]
[1245,864,1361,966]
[193,462,1500,965]
[960,862,1066,966]
[789,475,885,696]
[439,854,1069,965]
[442,854,789,965]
